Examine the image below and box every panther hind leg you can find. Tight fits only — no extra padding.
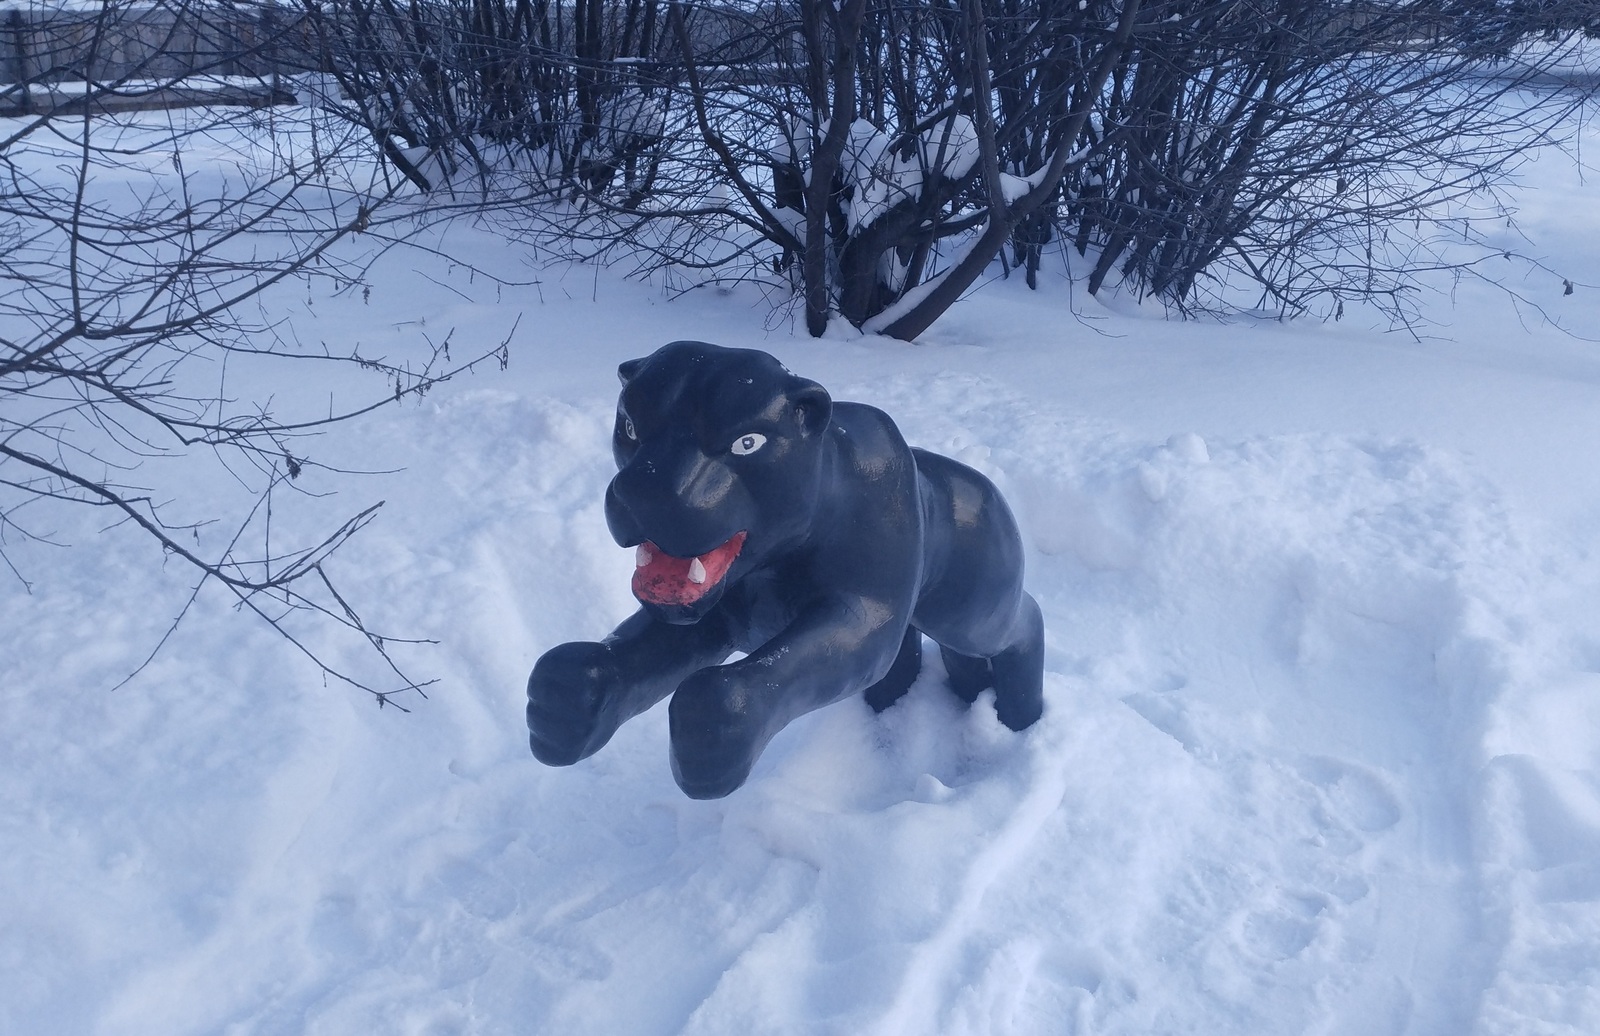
[939,645,992,704]
[937,593,1043,730]
[989,593,1044,730]
[864,626,923,712]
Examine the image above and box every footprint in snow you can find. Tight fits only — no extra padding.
[1242,890,1331,963]
[1298,756,1403,835]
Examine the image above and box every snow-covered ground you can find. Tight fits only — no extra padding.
[5,98,1600,1035]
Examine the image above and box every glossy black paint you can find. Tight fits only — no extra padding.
[526,341,1044,798]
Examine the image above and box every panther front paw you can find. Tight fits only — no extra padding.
[667,668,771,799]
[526,641,622,766]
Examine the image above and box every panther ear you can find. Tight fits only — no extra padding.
[790,379,833,437]
[617,357,646,385]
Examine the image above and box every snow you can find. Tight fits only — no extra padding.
[920,113,980,182]
[839,120,923,234]
[998,171,1032,203]
[5,101,1600,1035]
[836,115,983,233]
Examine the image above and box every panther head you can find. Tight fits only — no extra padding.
[604,341,833,624]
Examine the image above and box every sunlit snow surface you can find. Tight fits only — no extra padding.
[4,101,1600,1035]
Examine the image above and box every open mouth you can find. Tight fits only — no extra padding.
[631,531,747,606]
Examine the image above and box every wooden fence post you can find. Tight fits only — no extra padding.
[262,2,279,92]
[8,8,32,115]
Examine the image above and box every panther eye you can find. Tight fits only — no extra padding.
[621,415,637,441]
[731,432,767,456]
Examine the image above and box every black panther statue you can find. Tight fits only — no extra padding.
[526,341,1044,798]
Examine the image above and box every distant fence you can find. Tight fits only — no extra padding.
[1,3,320,84]
[0,3,317,115]
[0,1,780,82]
[0,1,785,116]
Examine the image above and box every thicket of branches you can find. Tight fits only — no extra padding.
[310,0,1596,335]
[4,0,1595,695]
[1,0,502,703]
[1060,1,1593,318]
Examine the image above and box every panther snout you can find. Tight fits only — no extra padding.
[633,532,747,606]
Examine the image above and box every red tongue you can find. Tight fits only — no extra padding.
[632,532,747,606]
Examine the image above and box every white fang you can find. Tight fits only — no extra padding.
[636,544,653,568]
[687,558,707,584]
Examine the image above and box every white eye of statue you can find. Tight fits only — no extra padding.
[731,432,767,456]
[622,415,637,441]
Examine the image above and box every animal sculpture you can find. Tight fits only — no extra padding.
[526,341,1044,798]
